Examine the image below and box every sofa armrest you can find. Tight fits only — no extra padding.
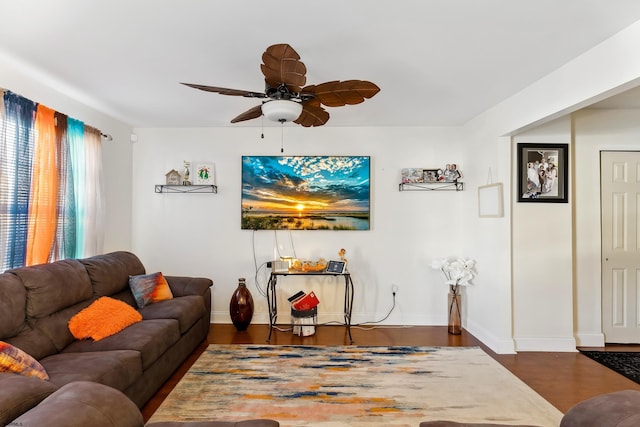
[560,389,640,427]
[10,381,143,427]
[164,276,213,298]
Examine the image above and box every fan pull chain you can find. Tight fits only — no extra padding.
[261,113,264,139]
[280,120,285,153]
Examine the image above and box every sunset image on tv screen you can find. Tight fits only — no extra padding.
[241,156,370,230]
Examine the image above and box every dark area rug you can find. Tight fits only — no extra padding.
[580,351,640,384]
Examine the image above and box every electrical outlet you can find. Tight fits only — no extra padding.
[391,284,399,294]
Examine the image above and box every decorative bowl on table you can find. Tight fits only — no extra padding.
[291,258,328,272]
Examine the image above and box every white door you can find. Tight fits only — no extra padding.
[601,151,640,343]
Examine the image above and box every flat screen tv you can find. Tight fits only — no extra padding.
[241,156,370,230]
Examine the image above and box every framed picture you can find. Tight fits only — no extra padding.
[478,183,503,217]
[517,143,568,203]
[241,156,370,230]
[193,162,215,185]
[401,168,424,183]
[422,169,440,182]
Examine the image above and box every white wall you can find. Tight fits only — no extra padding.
[573,108,640,347]
[131,126,474,329]
[130,19,640,354]
[0,50,134,253]
[459,18,640,353]
[511,118,575,351]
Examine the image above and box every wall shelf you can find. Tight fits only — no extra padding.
[399,181,464,192]
[155,184,218,194]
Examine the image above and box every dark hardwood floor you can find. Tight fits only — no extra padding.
[141,324,640,422]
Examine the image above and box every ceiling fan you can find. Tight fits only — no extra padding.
[181,43,380,127]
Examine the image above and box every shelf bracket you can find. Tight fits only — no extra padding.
[155,184,218,194]
[399,181,463,191]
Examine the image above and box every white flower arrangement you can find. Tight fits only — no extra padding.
[431,257,476,294]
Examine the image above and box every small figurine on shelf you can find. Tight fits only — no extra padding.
[339,248,348,265]
[182,161,191,186]
[165,169,181,185]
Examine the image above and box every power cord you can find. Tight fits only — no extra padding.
[309,291,399,328]
[251,230,268,297]
[352,290,396,327]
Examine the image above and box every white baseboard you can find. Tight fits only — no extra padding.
[514,336,577,352]
[465,318,516,354]
[212,310,442,326]
[574,332,605,347]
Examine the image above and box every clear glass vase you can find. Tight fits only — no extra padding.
[448,290,462,335]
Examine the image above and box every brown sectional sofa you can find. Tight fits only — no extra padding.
[10,380,279,427]
[0,251,213,425]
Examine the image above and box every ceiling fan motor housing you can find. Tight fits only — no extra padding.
[265,83,299,100]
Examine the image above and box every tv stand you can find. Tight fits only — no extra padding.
[266,270,354,343]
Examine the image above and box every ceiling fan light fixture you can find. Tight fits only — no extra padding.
[262,100,302,123]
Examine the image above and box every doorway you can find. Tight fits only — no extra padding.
[601,151,640,343]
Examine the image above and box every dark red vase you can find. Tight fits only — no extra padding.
[230,278,254,331]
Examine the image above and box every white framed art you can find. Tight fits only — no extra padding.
[193,162,215,185]
[478,182,503,218]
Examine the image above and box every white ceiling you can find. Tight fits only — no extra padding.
[2,0,640,128]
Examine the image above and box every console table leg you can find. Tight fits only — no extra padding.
[344,275,355,343]
[266,274,278,342]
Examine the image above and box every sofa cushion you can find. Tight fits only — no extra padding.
[68,297,142,341]
[80,251,146,297]
[138,295,205,334]
[39,350,142,391]
[4,325,58,361]
[0,372,58,426]
[10,380,144,427]
[0,341,48,380]
[62,319,181,369]
[129,272,173,308]
[0,273,27,339]
[8,259,92,318]
[29,299,92,353]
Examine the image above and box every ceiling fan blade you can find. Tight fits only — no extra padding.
[294,103,330,127]
[260,44,307,92]
[181,83,266,98]
[230,105,263,123]
[302,80,380,107]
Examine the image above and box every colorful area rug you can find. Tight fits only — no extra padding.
[580,351,640,384]
[149,345,563,427]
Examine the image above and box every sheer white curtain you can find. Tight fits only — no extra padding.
[82,125,104,257]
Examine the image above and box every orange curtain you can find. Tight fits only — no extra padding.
[26,104,58,265]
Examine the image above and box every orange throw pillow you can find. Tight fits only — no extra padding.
[68,297,142,341]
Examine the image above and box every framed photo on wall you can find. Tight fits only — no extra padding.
[517,143,568,203]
